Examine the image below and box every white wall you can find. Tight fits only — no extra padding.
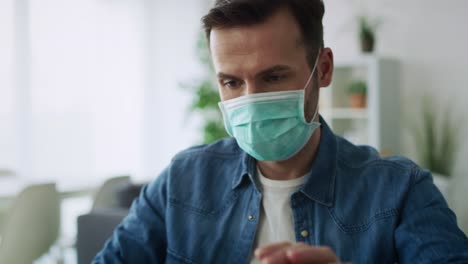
[0,0,15,171]
[323,0,468,232]
[140,0,205,180]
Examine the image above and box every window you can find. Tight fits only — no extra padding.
[0,0,205,185]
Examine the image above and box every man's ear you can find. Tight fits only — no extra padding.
[318,48,334,88]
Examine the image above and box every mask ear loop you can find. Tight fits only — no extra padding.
[303,49,322,124]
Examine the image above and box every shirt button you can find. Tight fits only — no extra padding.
[248,215,255,221]
[300,230,309,238]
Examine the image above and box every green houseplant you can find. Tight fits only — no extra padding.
[358,16,380,53]
[182,32,229,144]
[347,80,367,108]
[409,96,461,197]
[411,97,460,177]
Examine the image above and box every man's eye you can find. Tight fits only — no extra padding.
[265,74,286,82]
[222,80,240,89]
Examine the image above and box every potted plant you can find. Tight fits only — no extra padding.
[358,16,380,53]
[347,80,367,108]
[182,32,229,144]
[409,96,461,198]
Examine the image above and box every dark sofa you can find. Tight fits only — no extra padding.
[76,183,144,264]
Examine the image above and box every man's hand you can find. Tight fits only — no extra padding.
[254,242,340,264]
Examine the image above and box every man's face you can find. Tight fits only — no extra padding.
[209,8,314,101]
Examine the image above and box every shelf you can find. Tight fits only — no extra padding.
[321,108,368,120]
[319,57,400,154]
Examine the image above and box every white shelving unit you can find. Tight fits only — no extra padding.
[319,55,400,156]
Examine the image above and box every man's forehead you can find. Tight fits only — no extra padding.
[210,32,302,75]
[209,7,304,55]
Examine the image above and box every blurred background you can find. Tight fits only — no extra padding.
[0,0,467,263]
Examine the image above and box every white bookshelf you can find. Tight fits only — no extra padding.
[319,55,400,156]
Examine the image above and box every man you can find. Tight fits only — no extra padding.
[95,0,468,263]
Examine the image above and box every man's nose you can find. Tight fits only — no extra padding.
[244,81,262,96]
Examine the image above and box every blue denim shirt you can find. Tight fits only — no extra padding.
[94,118,468,263]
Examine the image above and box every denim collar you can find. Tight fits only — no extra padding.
[232,115,337,207]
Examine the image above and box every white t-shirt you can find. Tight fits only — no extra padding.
[250,168,307,263]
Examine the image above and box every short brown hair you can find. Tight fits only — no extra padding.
[202,0,325,68]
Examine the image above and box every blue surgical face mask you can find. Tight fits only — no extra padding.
[219,53,321,161]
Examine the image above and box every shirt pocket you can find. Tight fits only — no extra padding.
[168,190,239,217]
[328,207,399,234]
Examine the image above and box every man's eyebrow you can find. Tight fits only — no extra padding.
[255,65,293,77]
[217,65,293,80]
[217,72,239,80]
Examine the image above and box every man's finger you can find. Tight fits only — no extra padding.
[285,246,339,264]
[260,247,291,264]
[255,241,293,260]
